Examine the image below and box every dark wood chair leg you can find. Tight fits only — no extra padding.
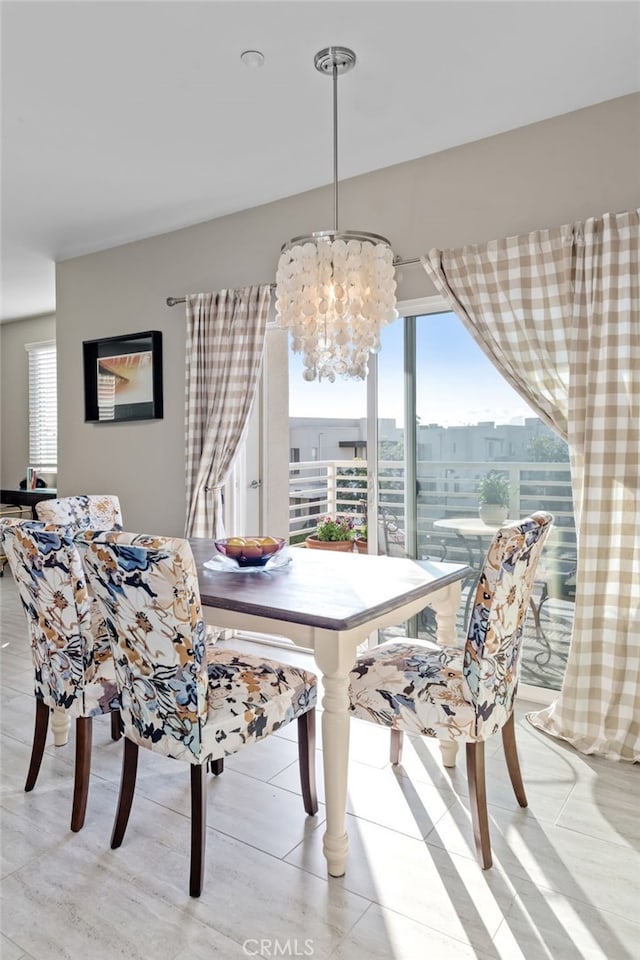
[390,728,404,765]
[25,699,50,792]
[111,737,139,848]
[71,716,93,832]
[466,741,492,869]
[208,757,224,776]
[110,709,122,741]
[502,712,528,807]
[190,763,207,898]
[297,710,318,816]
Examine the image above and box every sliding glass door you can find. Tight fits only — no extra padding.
[376,305,575,694]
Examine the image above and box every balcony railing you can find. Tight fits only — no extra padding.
[288,457,575,556]
[288,457,575,692]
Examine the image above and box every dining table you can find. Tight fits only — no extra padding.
[48,537,469,875]
[189,539,471,878]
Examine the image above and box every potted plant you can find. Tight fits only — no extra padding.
[354,521,368,555]
[477,471,510,524]
[305,515,355,552]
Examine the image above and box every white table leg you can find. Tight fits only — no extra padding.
[51,708,70,746]
[428,582,462,767]
[428,581,461,646]
[313,631,356,878]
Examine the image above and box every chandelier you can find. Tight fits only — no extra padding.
[276,47,397,382]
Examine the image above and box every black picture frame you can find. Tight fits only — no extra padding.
[83,331,163,423]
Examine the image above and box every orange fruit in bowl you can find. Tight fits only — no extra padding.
[241,539,264,559]
[260,536,281,555]
[222,537,245,558]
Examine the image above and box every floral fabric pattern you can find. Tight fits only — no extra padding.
[349,513,553,743]
[0,519,118,718]
[36,495,123,534]
[75,531,317,764]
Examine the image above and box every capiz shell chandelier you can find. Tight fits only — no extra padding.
[276,47,397,382]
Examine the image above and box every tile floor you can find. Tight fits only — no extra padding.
[1,571,638,960]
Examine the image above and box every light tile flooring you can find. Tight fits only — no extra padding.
[1,572,638,960]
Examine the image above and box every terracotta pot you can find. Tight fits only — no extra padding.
[354,537,369,555]
[305,536,354,552]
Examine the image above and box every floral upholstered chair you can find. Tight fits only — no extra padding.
[36,495,227,652]
[35,494,123,533]
[0,503,30,575]
[349,512,553,869]
[0,519,121,831]
[75,530,318,897]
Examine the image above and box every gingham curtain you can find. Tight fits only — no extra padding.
[423,210,639,762]
[185,286,270,538]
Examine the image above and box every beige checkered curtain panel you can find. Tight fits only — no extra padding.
[184,286,270,539]
[423,210,640,762]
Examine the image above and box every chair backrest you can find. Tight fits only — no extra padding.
[0,505,31,564]
[75,531,209,763]
[379,510,406,558]
[0,518,109,717]
[35,495,123,533]
[464,512,553,736]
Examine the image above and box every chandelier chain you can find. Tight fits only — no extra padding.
[332,59,339,232]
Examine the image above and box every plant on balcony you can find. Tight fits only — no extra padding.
[306,516,355,552]
[354,520,368,554]
[316,515,355,540]
[477,471,510,524]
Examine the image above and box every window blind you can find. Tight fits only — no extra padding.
[25,340,57,468]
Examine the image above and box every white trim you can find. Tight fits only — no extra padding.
[517,682,558,706]
[396,294,447,318]
[24,339,56,353]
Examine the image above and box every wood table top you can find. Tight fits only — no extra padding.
[190,538,470,633]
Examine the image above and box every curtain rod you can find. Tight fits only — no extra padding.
[165,256,422,307]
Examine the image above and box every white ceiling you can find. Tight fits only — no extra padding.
[2,0,639,323]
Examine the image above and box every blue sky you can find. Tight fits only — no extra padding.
[288,311,536,427]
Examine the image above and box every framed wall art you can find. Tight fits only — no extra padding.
[83,330,163,423]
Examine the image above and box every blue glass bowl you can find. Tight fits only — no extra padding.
[214,537,286,568]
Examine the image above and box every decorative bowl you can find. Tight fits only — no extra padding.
[214,537,286,568]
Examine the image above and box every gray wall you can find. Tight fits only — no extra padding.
[1,313,56,489]
[7,93,640,535]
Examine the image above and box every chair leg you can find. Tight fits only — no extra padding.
[111,737,139,849]
[25,699,50,792]
[390,728,403,765]
[190,763,207,898]
[297,710,318,816]
[501,712,528,807]
[71,717,93,832]
[110,709,122,741]
[208,757,224,776]
[465,741,492,869]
